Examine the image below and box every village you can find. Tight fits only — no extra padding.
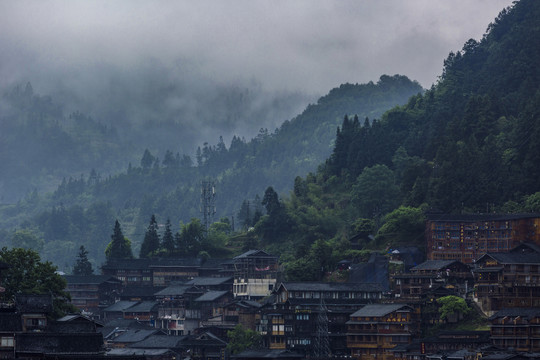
[1,213,540,360]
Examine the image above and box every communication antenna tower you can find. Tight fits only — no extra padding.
[200,180,216,231]
[314,298,330,359]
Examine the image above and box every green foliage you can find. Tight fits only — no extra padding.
[105,220,134,260]
[437,295,470,321]
[176,218,205,257]
[226,324,262,355]
[72,245,93,275]
[161,218,175,256]
[10,229,44,252]
[139,214,160,258]
[352,164,401,218]
[375,206,426,248]
[285,257,321,281]
[0,247,76,318]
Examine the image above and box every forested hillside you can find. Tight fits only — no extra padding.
[268,0,540,279]
[0,75,422,269]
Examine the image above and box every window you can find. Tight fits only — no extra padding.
[0,337,14,347]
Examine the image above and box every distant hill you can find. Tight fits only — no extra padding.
[0,74,422,269]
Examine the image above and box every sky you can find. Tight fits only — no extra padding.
[0,1,514,92]
[0,0,516,150]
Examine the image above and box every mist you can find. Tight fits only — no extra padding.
[0,0,514,153]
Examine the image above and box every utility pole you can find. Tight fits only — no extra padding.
[200,180,216,232]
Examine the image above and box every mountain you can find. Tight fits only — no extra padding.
[0,75,422,269]
[274,0,540,280]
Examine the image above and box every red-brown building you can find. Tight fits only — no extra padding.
[426,213,540,264]
[346,304,417,360]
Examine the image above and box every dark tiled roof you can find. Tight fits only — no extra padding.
[16,333,104,355]
[186,277,233,286]
[128,334,186,349]
[234,249,275,259]
[122,286,164,298]
[350,304,412,317]
[111,329,164,343]
[123,301,158,313]
[224,299,262,309]
[101,259,152,270]
[425,213,540,222]
[181,332,227,346]
[194,291,229,302]
[148,258,203,268]
[102,257,206,270]
[279,282,384,292]
[108,348,172,356]
[489,307,540,320]
[231,349,304,359]
[481,252,540,265]
[0,311,22,331]
[16,294,53,313]
[99,319,154,339]
[199,258,233,268]
[410,260,460,271]
[103,301,138,312]
[154,284,192,296]
[64,275,121,285]
[511,242,540,254]
[285,298,378,307]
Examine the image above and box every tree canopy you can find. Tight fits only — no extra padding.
[0,247,76,318]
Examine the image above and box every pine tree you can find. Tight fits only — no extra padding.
[105,220,133,260]
[72,245,93,275]
[140,214,160,258]
[162,218,175,256]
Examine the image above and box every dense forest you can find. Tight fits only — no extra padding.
[1,0,539,280]
[0,74,422,269]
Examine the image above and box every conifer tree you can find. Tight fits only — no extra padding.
[161,218,175,256]
[105,220,133,260]
[140,214,160,258]
[72,245,93,275]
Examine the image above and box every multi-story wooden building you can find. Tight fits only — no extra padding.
[154,283,205,335]
[101,258,233,288]
[233,250,279,299]
[425,214,540,264]
[489,308,540,352]
[391,260,472,300]
[473,243,540,314]
[63,275,123,319]
[346,304,417,360]
[257,282,384,356]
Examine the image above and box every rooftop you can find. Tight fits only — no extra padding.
[350,304,412,318]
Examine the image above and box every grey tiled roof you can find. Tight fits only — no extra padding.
[350,304,412,317]
[234,249,275,259]
[279,282,384,292]
[410,260,460,271]
[123,301,158,313]
[489,307,540,320]
[186,276,233,286]
[425,213,540,222]
[128,334,186,349]
[154,284,192,296]
[194,291,229,302]
[103,301,138,312]
[64,275,121,285]
[480,252,540,265]
[112,329,164,343]
[231,349,304,359]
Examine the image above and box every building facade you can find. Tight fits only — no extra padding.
[473,243,540,314]
[426,214,540,264]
